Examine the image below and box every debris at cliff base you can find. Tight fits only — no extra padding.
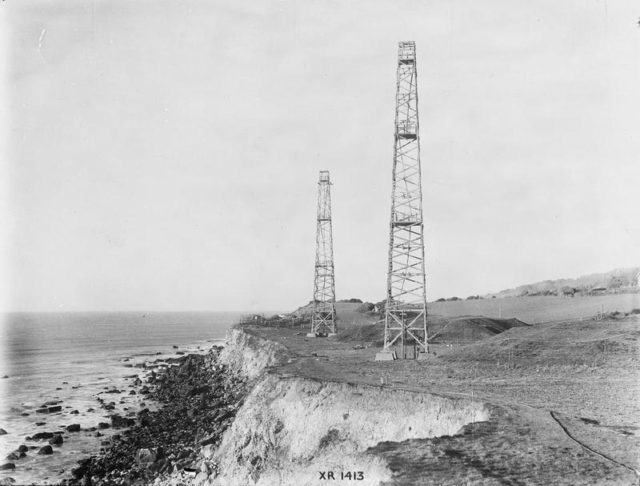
[64,347,248,486]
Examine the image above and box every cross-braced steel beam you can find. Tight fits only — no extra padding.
[378,41,428,360]
[310,170,336,336]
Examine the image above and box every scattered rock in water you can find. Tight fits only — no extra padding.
[87,408,95,412]
[20,413,29,417]
[62,381,68,384]
[105,388,121,394]
[48,435,64,445]
[56,387,62,391]
[0,477,16,485]
[0,463,15,470]
[98,422,110,429]
[1,375,8,379]
[29,432,54,440]
[0,428,7,435]
[17,446,28,454]
[67,347,245,485]
[36,405,62,414]
[172,345,178,349]
[37,445,53,455]
[70,409,79,415]
[35,422,46,426]
[67,424,81,432]
[5,452,24,461]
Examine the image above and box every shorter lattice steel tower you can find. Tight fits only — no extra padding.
[309,170,337,336]
[378,41,428,360]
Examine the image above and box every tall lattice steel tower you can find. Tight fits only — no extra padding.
[309,170,337,337]
[377,41,428,360]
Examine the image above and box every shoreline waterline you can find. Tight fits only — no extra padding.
[0,311,244,485]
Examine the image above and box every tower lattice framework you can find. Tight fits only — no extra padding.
[381,41,428,359]
[311,170,336,336]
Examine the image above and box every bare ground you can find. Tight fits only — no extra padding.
[241,303,640,484]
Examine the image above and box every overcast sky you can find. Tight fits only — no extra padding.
[1,0,639,312]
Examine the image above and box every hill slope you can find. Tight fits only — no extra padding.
[489,267,639,298]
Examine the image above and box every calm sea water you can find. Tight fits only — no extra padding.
[0,311,249,485]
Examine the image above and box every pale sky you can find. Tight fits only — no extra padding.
[1,0,639,312]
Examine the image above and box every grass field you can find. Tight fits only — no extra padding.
[427,293,640,323]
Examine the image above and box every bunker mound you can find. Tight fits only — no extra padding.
[336,316,527,346]
[430,317,529,344]
[336,324,383,346]
[443,316,640,366]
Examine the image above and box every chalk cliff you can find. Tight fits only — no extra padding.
[183,328,489,486]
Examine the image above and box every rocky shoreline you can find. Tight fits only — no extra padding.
[60,347,248,486]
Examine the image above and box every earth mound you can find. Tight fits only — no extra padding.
[336,316,528,346]
[429,317,529,344]
[336,324,383,346]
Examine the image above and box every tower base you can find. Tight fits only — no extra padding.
[375,350,397,361]
[306,333,318,338]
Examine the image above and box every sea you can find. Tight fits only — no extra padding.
[0,311,253,485]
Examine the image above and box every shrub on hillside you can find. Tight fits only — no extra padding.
[338,298,363,304]
[356,302,375,313]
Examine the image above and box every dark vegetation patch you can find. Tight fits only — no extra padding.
[318,429,341,449]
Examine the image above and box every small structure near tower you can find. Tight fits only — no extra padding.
[376,41,429,360]
[308,170,337,337]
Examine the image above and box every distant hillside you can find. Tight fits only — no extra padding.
[489,267,640,298]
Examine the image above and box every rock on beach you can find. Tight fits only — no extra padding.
[38,446,53,455]
[67,346,244,485]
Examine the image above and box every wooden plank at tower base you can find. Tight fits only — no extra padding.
[375,350,397,361]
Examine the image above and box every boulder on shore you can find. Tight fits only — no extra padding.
[0,463,15,470]
[135,447,163,468]
[37,446,53,455]
[29,432,54,440]
[67,424,81,432]
[48,435,63,445]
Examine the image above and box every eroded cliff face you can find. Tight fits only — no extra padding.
[169,328,490,486]
[218,328,290,380]
[209,375,490,486]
